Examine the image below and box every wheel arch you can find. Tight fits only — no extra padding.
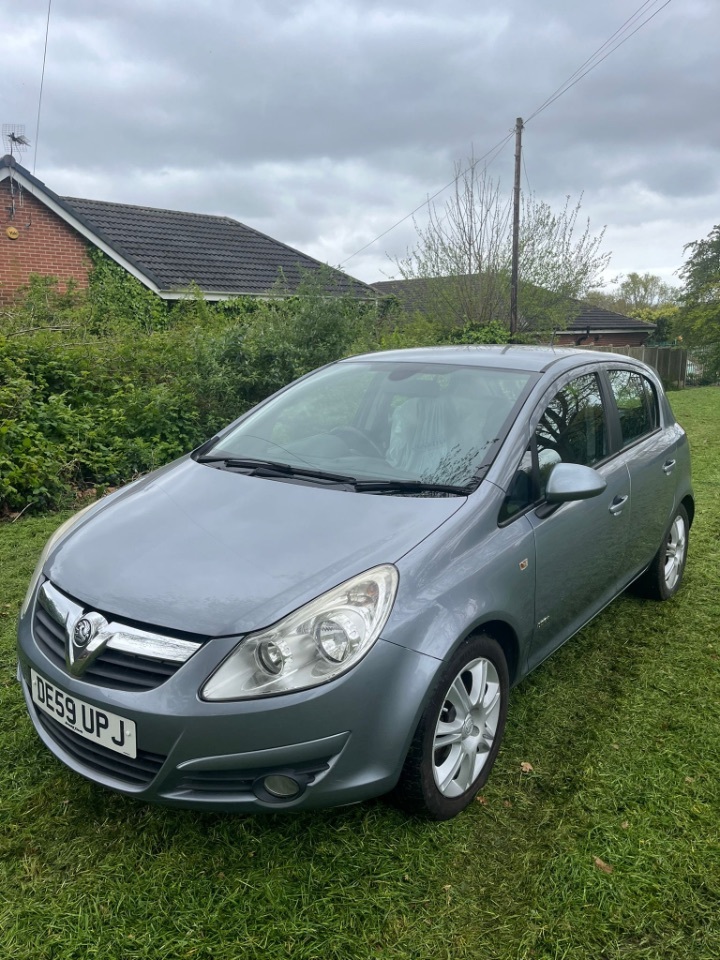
[681,494,695,528]
[464,619,522,687]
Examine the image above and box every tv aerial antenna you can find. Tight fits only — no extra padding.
[2,124,31,159]
[3,124,31,218]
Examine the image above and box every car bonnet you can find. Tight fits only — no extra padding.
[45,459,465,637]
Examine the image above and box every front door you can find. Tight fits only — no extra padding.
[524,372,632,670]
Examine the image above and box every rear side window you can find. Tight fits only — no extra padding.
[608,370,659,447]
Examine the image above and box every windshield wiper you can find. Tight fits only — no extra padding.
[197,456,476,495]
[197,456,358,486]
[353,479,475,496]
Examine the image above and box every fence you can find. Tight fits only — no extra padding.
[577,344,688,388]
[685,344,720,386]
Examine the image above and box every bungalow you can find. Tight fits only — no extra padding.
[372,277,656,348]
[0,153,373,307]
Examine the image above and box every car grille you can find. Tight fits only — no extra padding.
[35,709,166,787]
[32,588,198,692]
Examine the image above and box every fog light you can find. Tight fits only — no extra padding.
[263,774,301,799]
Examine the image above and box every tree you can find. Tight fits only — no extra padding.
[514,193,611,335]
[588,272,676,314]
[391,156,610,337]
[677,224,720,345]
[620,272,676,311]
[392,161,508,332]
[631,304,678,345]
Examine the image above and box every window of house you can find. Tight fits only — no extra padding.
[607,370,659,447]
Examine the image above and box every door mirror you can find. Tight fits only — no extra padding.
[545,463,607,504]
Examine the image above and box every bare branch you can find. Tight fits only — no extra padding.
[390,158,610,334]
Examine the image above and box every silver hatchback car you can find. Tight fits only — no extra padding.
[17,346,693,819]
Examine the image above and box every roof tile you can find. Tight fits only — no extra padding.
[59,196,373,298]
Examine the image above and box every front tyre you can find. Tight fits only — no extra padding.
[635,503,689,601]
[394,633,509,820]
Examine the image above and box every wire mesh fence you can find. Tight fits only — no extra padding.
[685,344,720,386]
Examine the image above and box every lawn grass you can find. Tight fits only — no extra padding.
[1,387,718,960]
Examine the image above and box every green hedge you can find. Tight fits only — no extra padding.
[0,253,520,513]
[0,259,400,512]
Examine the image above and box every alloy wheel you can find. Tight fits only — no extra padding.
[432,657,501,797]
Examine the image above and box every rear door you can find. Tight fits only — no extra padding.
[604,367,678,575]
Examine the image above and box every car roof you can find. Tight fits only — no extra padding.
[345,344,634,374]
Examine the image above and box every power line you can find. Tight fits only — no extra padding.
[525,0,658,122]
[340,0,674,269]
[338,131,514,268]
[33,0,53,175]
[526,0,674,124]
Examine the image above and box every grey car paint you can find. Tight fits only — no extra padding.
[18,608,442,809]
[16,346,693,813]
[47,457,465,637]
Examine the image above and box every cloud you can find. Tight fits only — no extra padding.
[3,0,719,285]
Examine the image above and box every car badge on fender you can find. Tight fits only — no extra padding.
[66,611,111,676]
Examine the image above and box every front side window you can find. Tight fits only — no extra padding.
[608,370,659,447]
[535,373,607,497]
[499,448,535,522]
[500,373,607,521]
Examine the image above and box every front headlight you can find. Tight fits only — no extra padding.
[201,564,399,701]
[19,501,98,619]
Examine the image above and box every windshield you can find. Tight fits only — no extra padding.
[202,360,533,488]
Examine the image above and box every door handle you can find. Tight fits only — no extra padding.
[663,459,676,475]
[609,495,628,516]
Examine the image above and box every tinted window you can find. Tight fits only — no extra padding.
[608,370,659,447]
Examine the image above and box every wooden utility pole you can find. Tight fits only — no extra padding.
[510,117,523,336]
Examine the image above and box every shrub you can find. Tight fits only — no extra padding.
[4,255,529,513]
[0,263,391,512]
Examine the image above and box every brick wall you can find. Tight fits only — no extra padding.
[0,176,91,307]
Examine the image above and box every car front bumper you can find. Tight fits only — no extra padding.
[17,589,440,812]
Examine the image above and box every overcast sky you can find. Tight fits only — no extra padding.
[3,0,719,289]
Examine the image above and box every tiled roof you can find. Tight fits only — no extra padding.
[372,278,656,333]
[61,196,373,298]
[372,278,447,315]
[0,154,372,299]
[572,302,656,333]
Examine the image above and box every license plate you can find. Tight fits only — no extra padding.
[31,669,137,759]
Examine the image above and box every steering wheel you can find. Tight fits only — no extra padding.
[331,426,384,458]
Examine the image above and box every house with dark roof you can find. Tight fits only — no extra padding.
[0,154,374,307]
[372,277,656,348]
[567,302,657,347]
